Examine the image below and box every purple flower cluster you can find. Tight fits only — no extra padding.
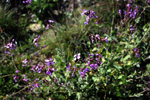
[126,4,138,19]
[65,63,76,77]
[130,25,135,31]
[79,68,89,78]
[46,67,55,76]
[31,64,44,73]
[23,75,29,82]
[66,63,71,72]
[87,53,102,70]
[81,9,98,25]
[22,59,28,67]
[4,39,16,56]
[76,53,102,78]
[30,78,40,91]
[91,34,109,44]
[33,36,40,47]
[46,20,54,30]
[119,2,138,20]
[23,0,32,4]
[5,39,15,50]
[134,48,140,58]
[13,70,19,82]
[45,58,55,66]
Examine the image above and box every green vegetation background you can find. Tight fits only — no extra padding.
[0,0,150,99]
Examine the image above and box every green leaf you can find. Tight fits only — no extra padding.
[123,55,131,61]
[113,62,122,70]
[135,17,141,24]
[77,92,81,100]
[107,69,111,73]
[116,92,121,97]
[118,75,124,79]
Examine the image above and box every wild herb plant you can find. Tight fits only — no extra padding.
[0,0,150,99]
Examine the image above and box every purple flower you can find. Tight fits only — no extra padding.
[134,48,140,58]
[13,70,19,82]
[81,9,87,16]
[46,67,55,76]
[136,53,140,58]
[41,45,46,48]
[124,11,127,16]
[72,74,75,77]
[84,21,89,25]
[95,34,100,40]
[4,51,10,54]
[130,25,135,31]
[30,83,40,91]
[79,72,85,78]
[37,65,44,73]
[23,0,32,4]
[147,81,150,84]
[119,9,121,15]
[35,43,38,47]
[22,59,28,64]
[33,36,40,46]
[101,37,109,43]
[48,20,54,23]
[130,28,135,31]
[66,63,71,71]
[13,75,19,82]
[87,61,90,65]
[46,24,50,30]
[90,63,98,70]
[33,36,40,43]
[81,9,98,25]
[45,58,55,66]
[31,65,36,72]
[71,66,76,77]
[16,70,19,73]
[4,39,16,50]
[46,20,54,29]
[83,68,89,73]
[130,6,138,19]
[105,37,109,43]
[127,4,130,8]
[35,53,38,55]
[134,48,139,53]
[79,68,89,78]
[23,75,29,82]
[31,65,44,73]
[90,35,95,43]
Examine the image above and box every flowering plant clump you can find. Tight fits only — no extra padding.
[0,0,150,100]
[4,39,16,56]
[81,9,98,25]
